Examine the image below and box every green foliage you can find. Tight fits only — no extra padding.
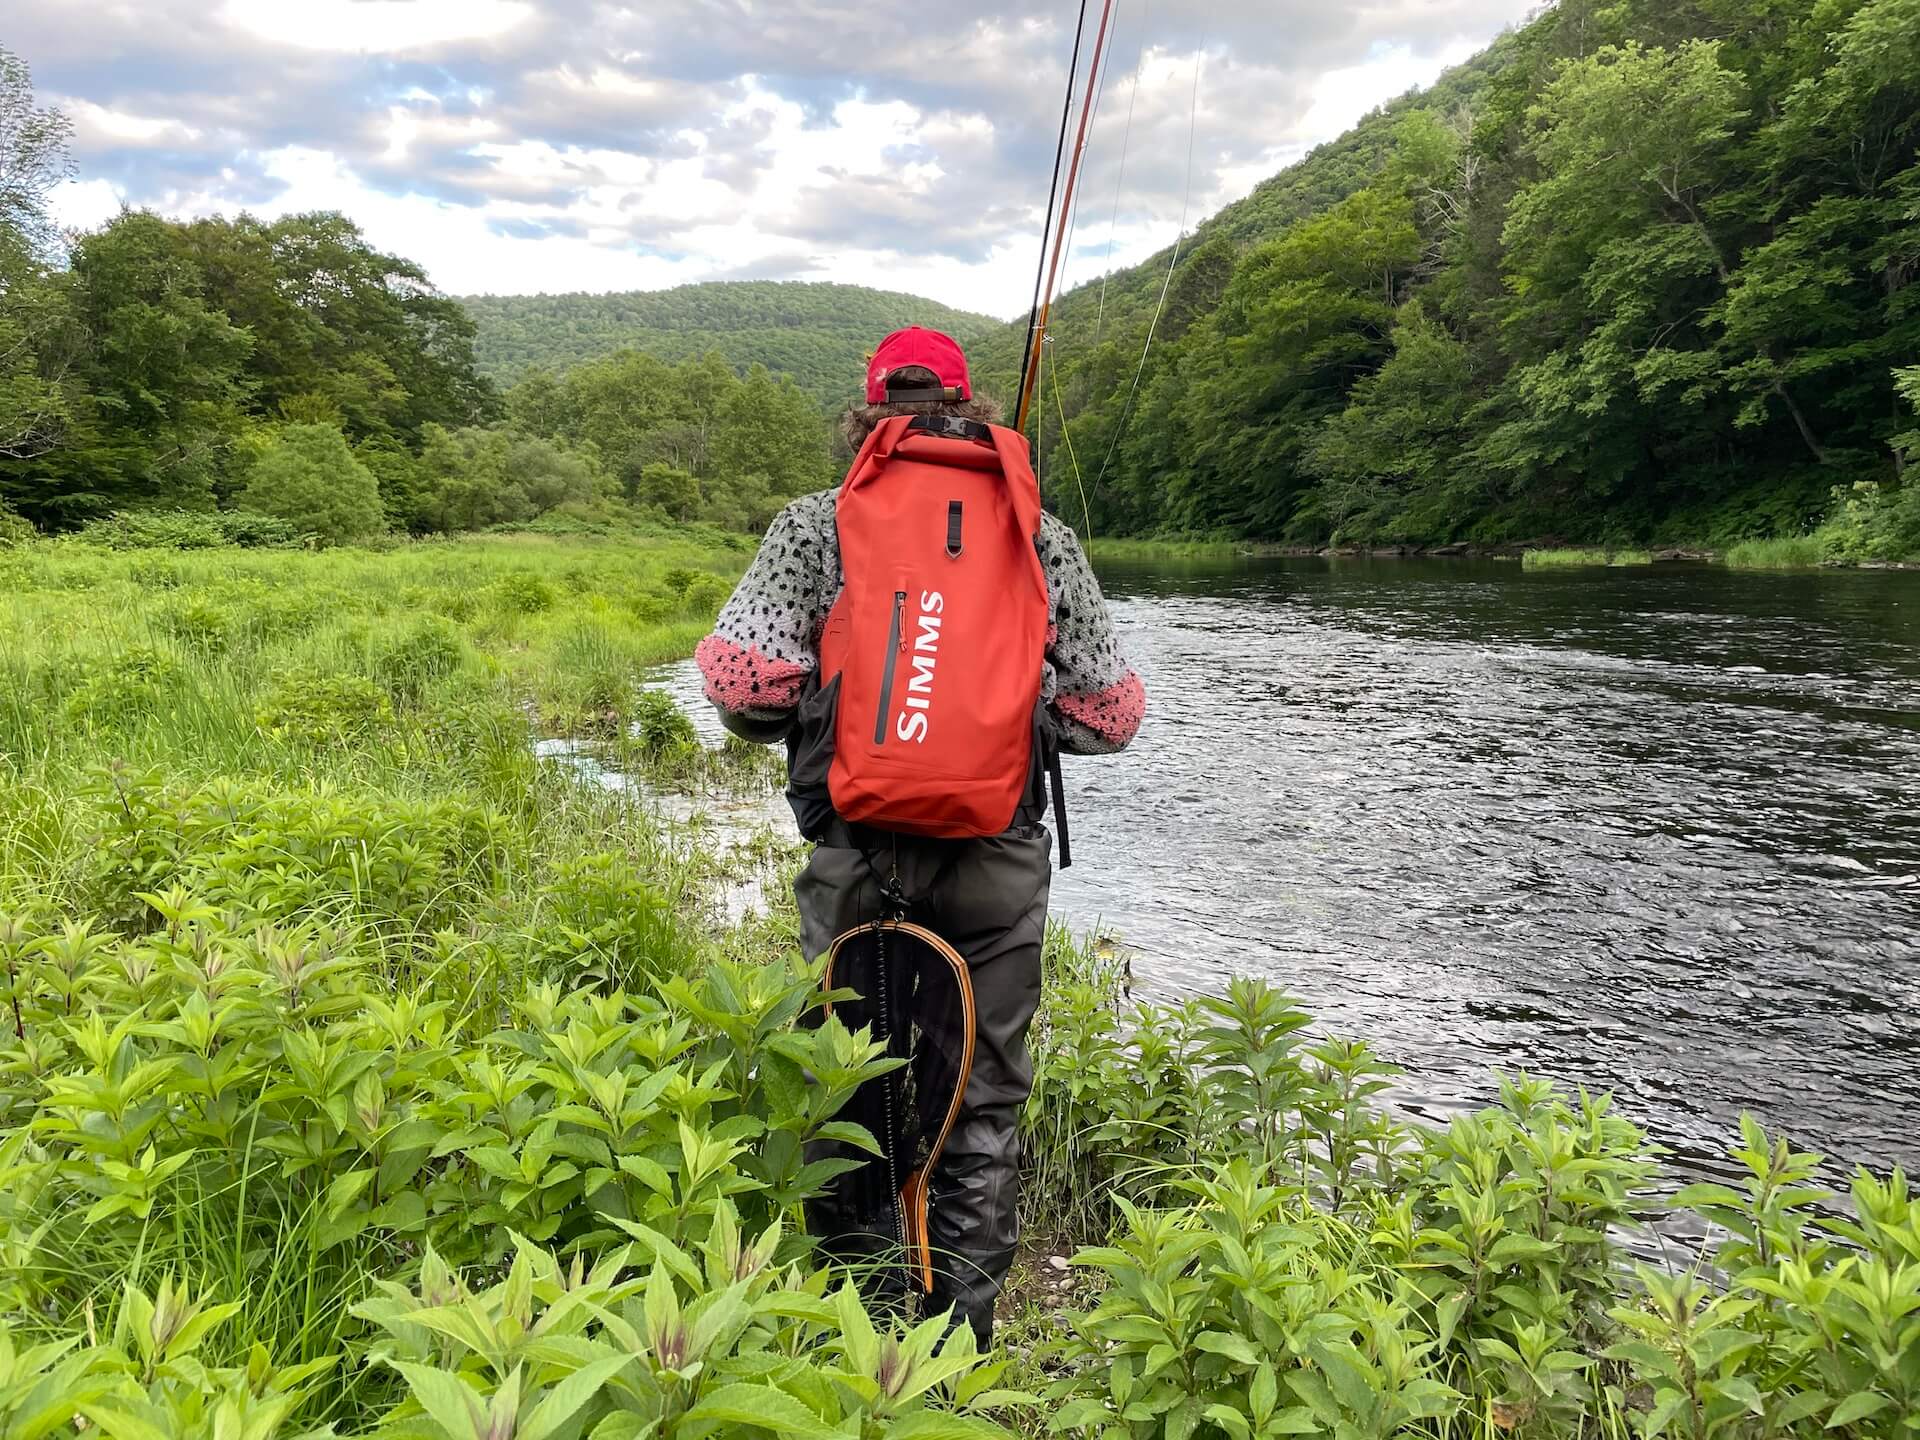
[240,424,385,546]
[75,508,299,550]
[501,348,835,531]
[1723,537,1826,570]
[0,500,35,548]
[1030,935,1920,1440]
[492,570,557,615]
[463,281,1002,401]
[997,0,1920,553]
[370,615,470,706]
[1522,549,1653,569]
[410,425,608,535]
[1819,481,1920,564]
[353,1224,1015,1440]
[3,537,1917,1436]
[254,668,396,743]
[0,58,498,535]
[61,647,178,732]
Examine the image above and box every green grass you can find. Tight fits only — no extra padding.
[1522,547,1654,569]
[1084,535,1248,562]
[1723,535,1828,569]
[1,529,1913,1439]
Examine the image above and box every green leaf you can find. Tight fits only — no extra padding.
[1267,1407,1320,1435]
[1194,1331,1263,1366]
[887,1414,1017,1440]
[1828,1392,1891,1428]
[393,1361,488,1440]
[75,1405,172,1440]
[684,1382,838,1438]
[1048,1399,1113,1431]
[518,1355,631,1440]
[809,1120,884,1155]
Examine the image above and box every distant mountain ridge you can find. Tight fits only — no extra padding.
[461,280,1004,402]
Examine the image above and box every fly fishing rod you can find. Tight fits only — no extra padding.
[1015,0,1119,436]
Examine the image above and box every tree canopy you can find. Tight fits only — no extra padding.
[0,47,838,539]
[984,0,1920,553]
[462,282,1004,402]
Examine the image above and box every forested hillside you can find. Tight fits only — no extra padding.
[463,282,1003,399]
[0,48,837,540]
[1000,0,1920,556]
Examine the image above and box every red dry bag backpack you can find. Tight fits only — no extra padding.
[820,413,1051,842]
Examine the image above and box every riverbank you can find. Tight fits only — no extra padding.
[0,533,1912,1437]
[1088,535,1920,570]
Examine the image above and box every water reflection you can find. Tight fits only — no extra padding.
[1066,556,1920,1178]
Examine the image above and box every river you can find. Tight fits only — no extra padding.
[655,556,1920,1182]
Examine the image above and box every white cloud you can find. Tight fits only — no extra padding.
[19,0,1544,314]
[1298,39,1484,144]
[63,98,202,147]
[49,177,126,232]
[218,0,535,53]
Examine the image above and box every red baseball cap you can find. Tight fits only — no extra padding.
[865,326,973,404]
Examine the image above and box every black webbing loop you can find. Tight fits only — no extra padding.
[1048,750,1072,870]
[946,501,963,558]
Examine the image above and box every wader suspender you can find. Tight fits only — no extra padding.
[821,917,978,1295]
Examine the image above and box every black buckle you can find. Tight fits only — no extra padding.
[907,414,992,443]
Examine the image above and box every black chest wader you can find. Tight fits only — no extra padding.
[795,824,1054,1345]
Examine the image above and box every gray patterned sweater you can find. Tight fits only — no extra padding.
[696,490,1145,755]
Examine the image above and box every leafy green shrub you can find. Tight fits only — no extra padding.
[684,572,732,615]
[0,886,904,1424]
[1522,548,1653,570]
[1819,480,1920,564]
[254,668,395,745]
[0,501,35,548]
[79,766,515,935]
[357,1227,1016,1440]
[431,585,482,622]
[1028,958,1920,1440]
[218,509,307,549]
[628,590,673,625]
[126,551,184,589]
[633,688,699,757]
[0,1280,337,1437]
[530,850,685,989]
[61,647,179,730]
[635,461,702,520]
[372,614,469,705]
[492,570,556,614]
[239,424,386,546]
[76,508,300,550]
[155,590,238,652]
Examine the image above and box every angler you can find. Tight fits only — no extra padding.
[696,326,1145,1342]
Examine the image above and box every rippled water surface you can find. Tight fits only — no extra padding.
[667,557,1920,1179]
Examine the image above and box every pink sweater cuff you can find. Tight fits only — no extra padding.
[1055,669,1146,746]
[696,634,808,712]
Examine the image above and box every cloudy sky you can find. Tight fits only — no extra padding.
[14,0,1542,316]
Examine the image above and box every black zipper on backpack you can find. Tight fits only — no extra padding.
[873,590,907,745]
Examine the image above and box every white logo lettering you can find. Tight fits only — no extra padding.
[894,592,944,743]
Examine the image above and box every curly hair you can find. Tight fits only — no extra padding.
[840,365,1004,451]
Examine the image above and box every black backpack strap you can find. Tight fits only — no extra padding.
[1048,747,1071,870]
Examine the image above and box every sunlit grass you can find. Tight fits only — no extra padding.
[1521,547,1653,569]
[1723,535,1827,570]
